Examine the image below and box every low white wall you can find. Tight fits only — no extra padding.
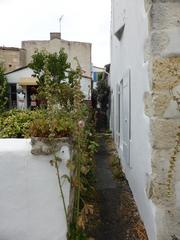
[0,139,70,240]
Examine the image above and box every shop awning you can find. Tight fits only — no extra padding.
[18,77,38,86]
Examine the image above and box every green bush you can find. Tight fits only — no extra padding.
[0,109,44,138]
[29,111,76,138]
[0,66,8,113]
[0,109,77,138]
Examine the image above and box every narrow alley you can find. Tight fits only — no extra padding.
[95,135,122,240]
[89,133,148,240]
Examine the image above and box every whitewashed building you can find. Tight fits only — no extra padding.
[6,66,91,109]
[6,67,37,109]
[110,1,180,240]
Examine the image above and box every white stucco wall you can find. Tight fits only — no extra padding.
[0,139,70,240]
[110,0,156,239]
[6,67,34,84]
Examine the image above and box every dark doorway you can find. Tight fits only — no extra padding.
[9,84,17,108]
[27,85,38,108]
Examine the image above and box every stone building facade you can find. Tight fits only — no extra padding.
[0,47,26,73]
[21,33,92,101]
[110,0,180,239]
[22,32,91,78]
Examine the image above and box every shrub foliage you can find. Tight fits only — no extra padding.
[0,66,8,113]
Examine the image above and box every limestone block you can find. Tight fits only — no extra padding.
[31,137,71,156]
[150,2,180,31]
[156,207,180,240]
[164,208,180,239]
[152,149,172,176]
[152,0,180,4]
[175,153,180,182]
[164,99,180,119]
[146,173,163,201]
[144,38,151,62]
[162,28,180,56]
[156,208,171,240]
[152,57,180,91]
[152,150,180,182]
[175,181,180,208]
[152,93,171,117]
[151,29,180,57]
[144,0,152,12]
[148,85,180,118]
[148,173,175,207]
[151,31,169,56]
[144,90,179,118]
[144,91,153,117]
[150,118,179,149]
[150,150,180,205]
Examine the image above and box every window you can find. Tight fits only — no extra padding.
[116,84,121,147]
[111,95,115,138]
[120,79,123,150]
[9,84,17,108]
[118,70,131,167]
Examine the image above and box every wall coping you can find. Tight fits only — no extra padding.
[0,138,31,152]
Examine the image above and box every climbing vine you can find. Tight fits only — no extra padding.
[96,71,110,112]
[167,88,180,197]
[29,50,98,239]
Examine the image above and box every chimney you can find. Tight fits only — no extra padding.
[50,32,61,40]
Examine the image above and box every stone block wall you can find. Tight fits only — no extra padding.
[0,47,26,73]
[145,0,180,239]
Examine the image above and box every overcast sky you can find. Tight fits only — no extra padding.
[0,0,111,67]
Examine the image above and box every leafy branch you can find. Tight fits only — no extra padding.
[0,66,8,113]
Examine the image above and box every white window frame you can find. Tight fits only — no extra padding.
[118,70,131,167]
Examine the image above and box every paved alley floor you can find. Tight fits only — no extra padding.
[95,135,122,240]
[89,133,148,240]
